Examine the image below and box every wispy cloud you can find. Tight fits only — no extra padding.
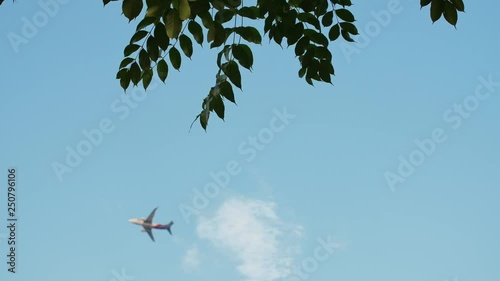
[196,197,303,281]
[182,245,200,272]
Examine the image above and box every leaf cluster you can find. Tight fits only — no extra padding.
[104,0,465,131]
[420,0,465,27]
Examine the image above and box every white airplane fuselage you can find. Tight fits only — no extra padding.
[128,218,162,228]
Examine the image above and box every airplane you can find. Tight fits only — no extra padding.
[128,207,173,242]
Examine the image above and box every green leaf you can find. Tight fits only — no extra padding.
[165,9,182,38]
[216,45,231,67]
[209,22,227,48]
[300,48,315,68]
[271,27,284,46]
[116,68,128,79]
[232,44,253,70]
[318,69,331,83]
[210,93,225,120]
[335,8,355,22]
[223,0,241,8]
[315,46,332,61]
[200,110,209,130]
[235,26,262,44]
[282,9,298,28]
[130,30,149,44]
[124,44,141,56]
[443,1,458,26]
[136,17,157,31]
[157,59,169,82]
[298,67,306,78]
[207,24,215,42]
[289,0,305,7]
[341,29,355,42]
[340,0,353,6]
[295,36,309,56]
[322,11,333,27]
[319,61,335,75]
[199,10,214,30]
[223,61,242,89]
[211,0,225,10]
[172,0,180,9]
[215,9,234,23]
[219,81,235,104]
[146,36,160,61]
[179,34,193,58]
[339,22,358,35]
[122,0,143,22]
[188,21,204,45]
[304,29,329,47]
[331,0,352,6]
[297,12,320,30]
[328,24,340,41]
[318,60,333,83]
[120,70,131,91]
[237,6,260,19]
[420,0,432,8]
[139,49,151,70]
[154,22,170,50]
[430,0,444,23]
[264,16,273,34]
[223,46,231,62]
[451,0,464,12]
[287,22,304,46]
[119,57,134,69]
[178,0,191,20]
[305,59,320,84]
[305,76,313,86]
[129,62,141,86]
[169,46,182,70]
[321,59,335,75]
[142,68,153,89]
[146,0,168,18]
[315,0,328,16]
[297,0,315,13]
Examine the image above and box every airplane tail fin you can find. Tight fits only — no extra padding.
[165,221,173,235]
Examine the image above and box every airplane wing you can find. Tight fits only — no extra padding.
[143,226,155,242]
[145,207,158,224]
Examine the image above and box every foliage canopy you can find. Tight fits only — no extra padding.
[17,0,465,130]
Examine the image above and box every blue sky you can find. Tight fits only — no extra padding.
[0,1,499,281]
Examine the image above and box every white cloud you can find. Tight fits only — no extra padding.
[196,197,303,281]
[182,245,200,272]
